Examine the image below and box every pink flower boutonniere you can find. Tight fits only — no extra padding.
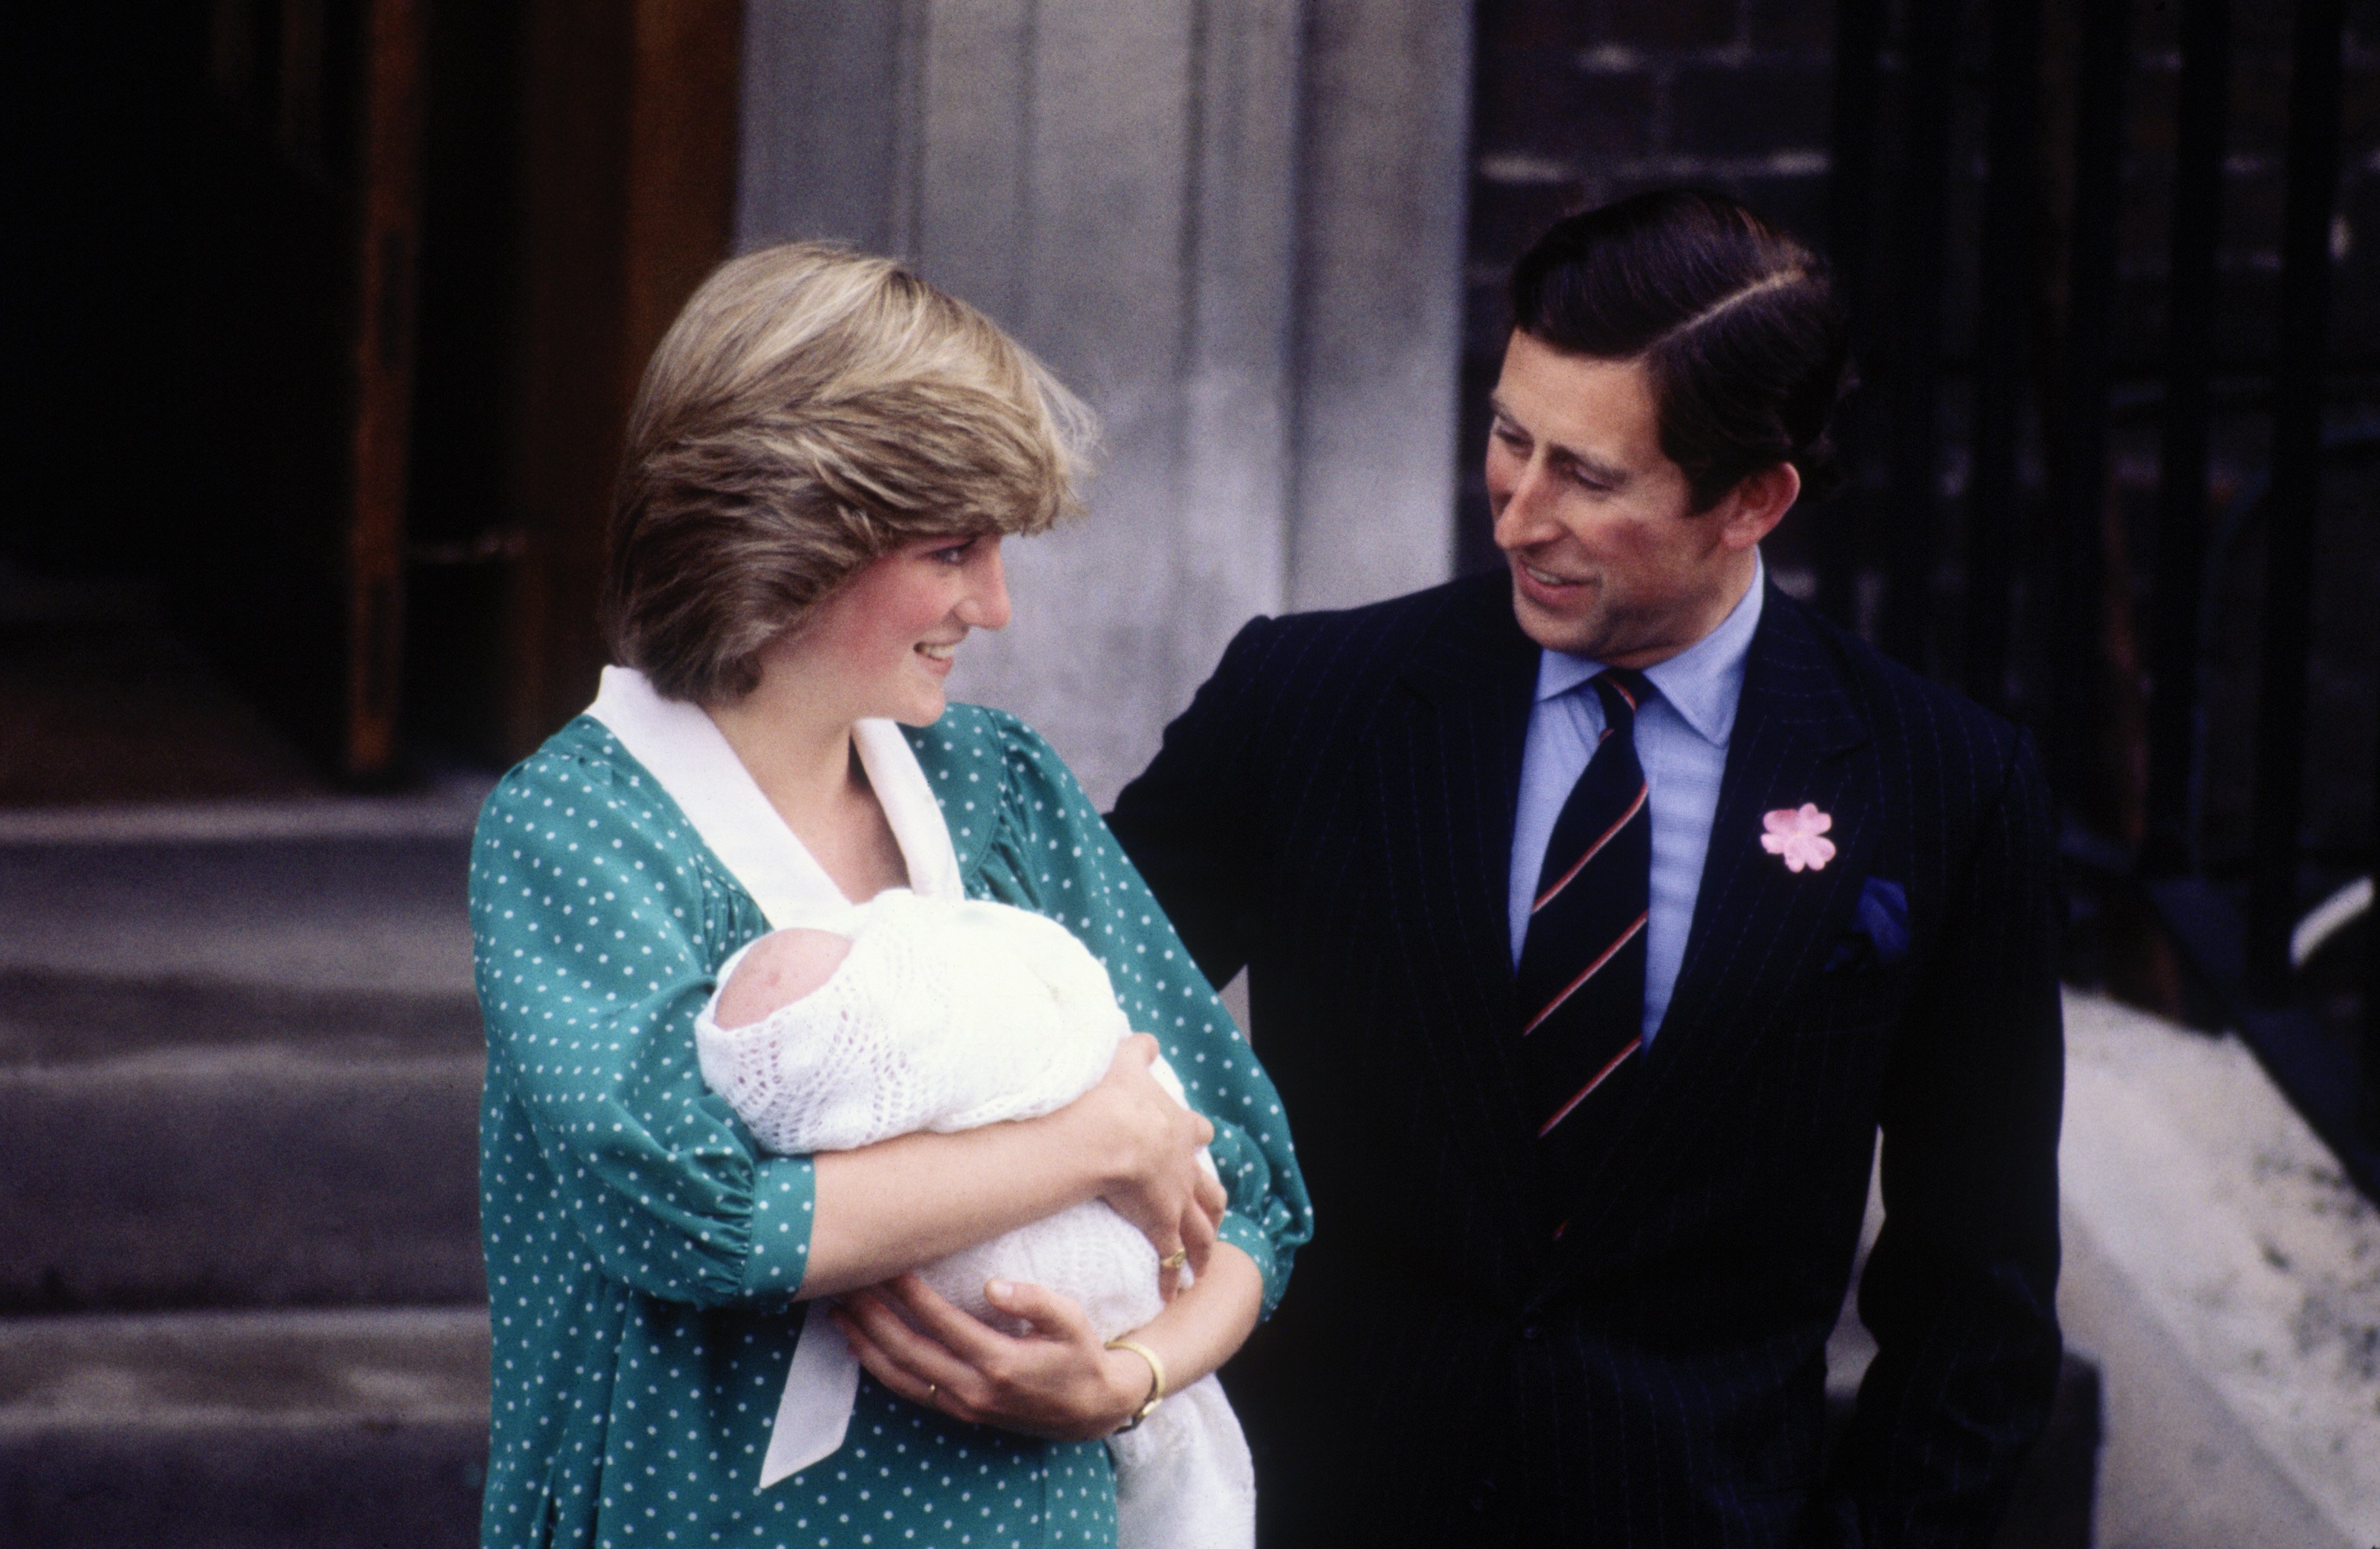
[1761,804,1837,873]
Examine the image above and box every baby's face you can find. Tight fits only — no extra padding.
[712,927,855,1031]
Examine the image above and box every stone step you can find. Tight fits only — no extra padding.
[0,808,492,1312]
[0,831,478,1006]
[0,1045,485,1311]
[0,966,483,1065]
[0,1307,487,1548]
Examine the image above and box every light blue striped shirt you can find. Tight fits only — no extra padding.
[1508,556,1766,1045]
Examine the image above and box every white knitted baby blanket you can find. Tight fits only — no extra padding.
[697,891,1255,1549]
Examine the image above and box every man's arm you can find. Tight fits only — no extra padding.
[1105,615,1278,990]
[1826,728,2066,1546]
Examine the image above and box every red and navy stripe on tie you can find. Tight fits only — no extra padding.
[1521,909,1646,1037]
[1532,790,1647,915]
[1539,1034,1643,1138]
[1515,668,1656,1214]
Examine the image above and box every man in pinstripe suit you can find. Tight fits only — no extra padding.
[1109,191,2064,1546]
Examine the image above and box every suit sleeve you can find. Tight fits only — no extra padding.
[1104,615,1279,990]
[1826,728,2066,1546]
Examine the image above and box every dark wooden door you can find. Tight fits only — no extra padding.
[16,0,741,784]
[182,0,426,779]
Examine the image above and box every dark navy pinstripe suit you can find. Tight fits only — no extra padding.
[1109,571,2064,1547]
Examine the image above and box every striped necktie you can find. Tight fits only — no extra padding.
[1515,667,1654,1210]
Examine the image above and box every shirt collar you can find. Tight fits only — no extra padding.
[1533,552,1767,749]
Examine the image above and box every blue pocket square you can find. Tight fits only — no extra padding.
[1828,877,1910,971]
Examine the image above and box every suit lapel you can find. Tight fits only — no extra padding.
[1381,575,1546,1203]
[1526,591,1880,1305]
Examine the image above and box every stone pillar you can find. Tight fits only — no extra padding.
[736,0,1472,800]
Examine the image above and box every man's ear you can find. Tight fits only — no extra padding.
[1717,462,1801,551]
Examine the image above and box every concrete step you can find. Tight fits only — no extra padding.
[0,831,477,1004]
[0,966,483,1065]
[0,808,491,1312]
[0,1044,485,1311]
[0,1307,487,1548]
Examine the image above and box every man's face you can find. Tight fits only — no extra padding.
[1486,330,1767,667]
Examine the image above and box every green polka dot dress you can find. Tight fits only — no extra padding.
[470,702,1313,1548]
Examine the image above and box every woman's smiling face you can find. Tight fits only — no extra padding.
[767,533,1013,726]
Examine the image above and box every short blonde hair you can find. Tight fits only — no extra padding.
[603,243,1096,703]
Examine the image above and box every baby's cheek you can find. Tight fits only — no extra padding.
[714,927,853,1028]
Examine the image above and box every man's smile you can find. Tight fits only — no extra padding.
[1512,554,1603,613]
[1520,560,1590,589]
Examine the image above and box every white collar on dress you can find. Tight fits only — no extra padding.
[585,666,962,928]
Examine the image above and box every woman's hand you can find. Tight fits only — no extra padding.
[829,1274,1153,1442]
[1065,1035,1228,1298]
[802,1035,1226,1300]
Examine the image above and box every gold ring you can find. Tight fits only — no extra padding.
[1160,1249,1189,1271]
[924,1382,938,1403]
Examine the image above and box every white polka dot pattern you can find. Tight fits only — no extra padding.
[469,703,1312,1547]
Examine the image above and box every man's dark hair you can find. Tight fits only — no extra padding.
[1509,189,1852,510]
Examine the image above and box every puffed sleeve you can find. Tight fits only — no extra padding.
[469,739,815,1306]
[949,709,1314,1315]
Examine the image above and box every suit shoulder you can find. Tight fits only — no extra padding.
[1782,593,2028,770]
[1279,569,1502,629]
[1256,569,1505,644]
[1219,570,1511,689]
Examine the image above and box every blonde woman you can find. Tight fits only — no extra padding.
[468,245,1309,1549]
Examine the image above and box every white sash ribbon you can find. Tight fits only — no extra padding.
[585,667,963,1489]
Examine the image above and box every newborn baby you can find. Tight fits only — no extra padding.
[693,888,1252,1549]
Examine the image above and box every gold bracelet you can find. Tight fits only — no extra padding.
[1103,1336,1167,1432]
